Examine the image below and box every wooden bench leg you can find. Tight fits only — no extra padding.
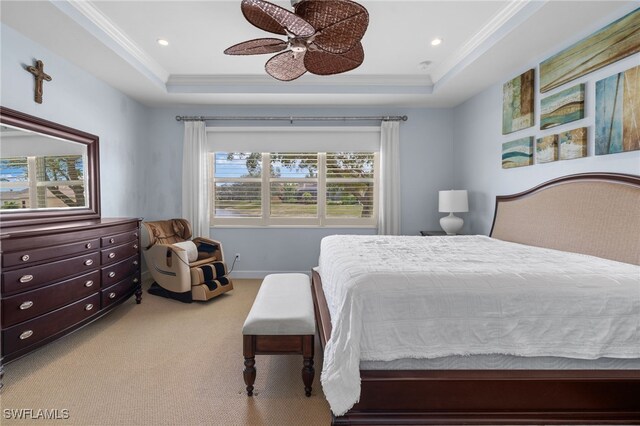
[302,335,315,397]
[243,335,256,396]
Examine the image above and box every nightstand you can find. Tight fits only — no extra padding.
[420,230,447,236]
[420,230,465,236]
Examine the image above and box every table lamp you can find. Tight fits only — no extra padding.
[439,190,468,235]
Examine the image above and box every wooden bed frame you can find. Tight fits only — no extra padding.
[311,173,640,425]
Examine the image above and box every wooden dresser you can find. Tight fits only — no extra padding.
[0,218,142,378]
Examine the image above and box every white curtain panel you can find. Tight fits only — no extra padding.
[378,121,401,235]
[182,121,210,237]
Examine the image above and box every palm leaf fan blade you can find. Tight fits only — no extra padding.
[265,51,307,81]
[241,0,315,37]
[224,38,288,55]
[295,0,369,54]
[304,42,364,75]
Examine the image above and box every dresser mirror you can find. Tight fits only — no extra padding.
[0,107,100,227]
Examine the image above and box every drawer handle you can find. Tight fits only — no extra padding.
[85,303,94,311]
[134,233,139,237]
[133,244,139,249]
[133,260,139,266]
[108,253,116,259]
[84,259,94,266]
[21,254,30,262]
[110,238,115,244]
[20,275,34,283]
[85,280,94,288]
[20,330,34,340]
[109,292,117,299]
[86,242,92,249]
[109,272,116,278]
[133,278,139,283]
[20,301,34,310]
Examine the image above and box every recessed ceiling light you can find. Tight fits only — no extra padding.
[431,38,442,46]
[157,39,169,46]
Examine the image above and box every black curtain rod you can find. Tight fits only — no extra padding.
[175,115,408,123]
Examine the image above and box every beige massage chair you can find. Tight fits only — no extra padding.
[140,218,233,303]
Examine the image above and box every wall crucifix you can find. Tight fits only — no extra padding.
[26,60,52,104]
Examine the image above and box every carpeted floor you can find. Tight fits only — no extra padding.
[1,279,331,425]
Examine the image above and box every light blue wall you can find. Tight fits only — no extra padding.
[452,11,640,236]
[1,23,149,218]
[143,106,454,276]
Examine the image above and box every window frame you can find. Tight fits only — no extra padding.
[210,151,378,228]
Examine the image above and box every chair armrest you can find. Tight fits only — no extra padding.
[193,237,224,262]
[146,243,192,274]
[143,244,192,293]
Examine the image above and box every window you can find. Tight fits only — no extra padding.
[211,151,377,226]
[0,155,86,210]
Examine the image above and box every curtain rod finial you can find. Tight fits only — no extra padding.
[176,116,182,121]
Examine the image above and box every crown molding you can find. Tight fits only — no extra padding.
[167,74,433,95]
[50,0,169,88]
[431,0,547,88]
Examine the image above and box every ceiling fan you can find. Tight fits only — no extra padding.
[224,0,369,81]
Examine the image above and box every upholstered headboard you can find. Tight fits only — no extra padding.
[490,173,640,265]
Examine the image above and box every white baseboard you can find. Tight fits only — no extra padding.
[229,270,310,279]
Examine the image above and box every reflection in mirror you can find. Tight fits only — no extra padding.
[1,125,89,211]
[0,106,100,227]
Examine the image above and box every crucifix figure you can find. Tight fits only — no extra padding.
[26,60,52,104]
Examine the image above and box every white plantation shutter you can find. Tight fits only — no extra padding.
[269,152,318,219]
[325,152,375,221]
[208,127,381,227]
[213,152,262,218]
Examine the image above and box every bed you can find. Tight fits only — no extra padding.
[311,172,640,425]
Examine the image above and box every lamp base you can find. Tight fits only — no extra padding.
[440,213,463,235]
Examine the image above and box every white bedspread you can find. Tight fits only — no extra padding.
[317,235,640,416]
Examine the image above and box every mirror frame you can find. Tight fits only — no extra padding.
[0,106,101,228]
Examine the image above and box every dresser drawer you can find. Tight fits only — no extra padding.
[101,256,139,287]
[101,229,139,248]
[101,241,139,265]
[1,271,100,327]
[2,238,100,268]
[101,275,139,308]
[2,293,100,355]
[2,252,100,295]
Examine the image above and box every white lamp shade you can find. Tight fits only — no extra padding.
[439,190,468,213]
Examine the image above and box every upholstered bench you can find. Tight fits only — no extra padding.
[242,273,315,397]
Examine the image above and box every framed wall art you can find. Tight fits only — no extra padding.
[559,127,588,160]
[502,69,534,135]
[540,8,640,93]
[595,65,640,155]
[536,135,559,163]
[502,136,534,168]
[540,84,585,130]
